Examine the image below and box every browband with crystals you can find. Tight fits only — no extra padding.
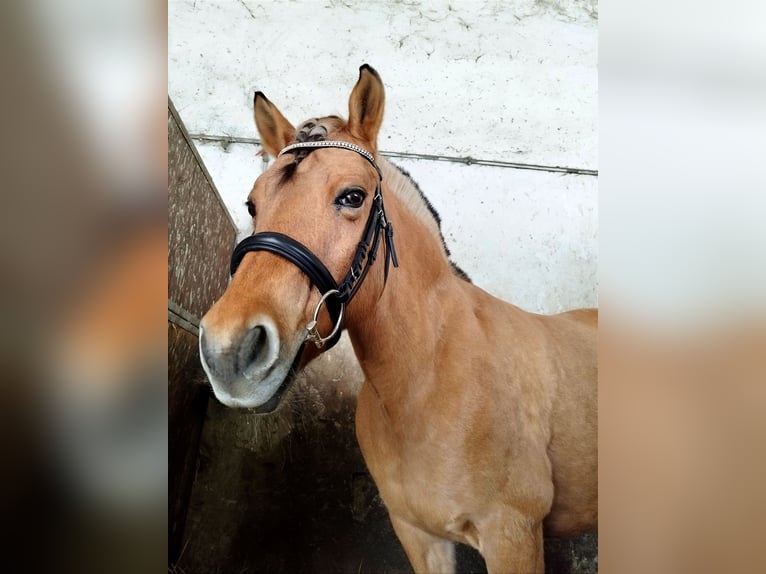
[278,140,382,179]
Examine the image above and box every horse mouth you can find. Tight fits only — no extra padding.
[248,344,305,414]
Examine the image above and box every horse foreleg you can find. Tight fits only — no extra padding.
[390,515,455,574]
[480,512,545,574]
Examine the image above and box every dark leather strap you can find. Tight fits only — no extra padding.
[231,232,338,295]
[230,232,345,348]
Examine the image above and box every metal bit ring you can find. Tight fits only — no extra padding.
[305,289,345,349]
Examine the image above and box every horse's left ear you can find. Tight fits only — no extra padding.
[348,64,385,151]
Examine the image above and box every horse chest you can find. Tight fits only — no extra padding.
[356,385,478,532]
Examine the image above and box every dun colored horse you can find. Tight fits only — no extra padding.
[199,65,597,573]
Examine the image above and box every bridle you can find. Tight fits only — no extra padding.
[229,140,399,352]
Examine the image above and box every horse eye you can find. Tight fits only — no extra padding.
[336,188,366,209]
[245,200,256,217]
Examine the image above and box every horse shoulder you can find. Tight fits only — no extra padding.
[355,380,410,513]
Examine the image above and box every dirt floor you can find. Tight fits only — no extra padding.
[176,341,597,573]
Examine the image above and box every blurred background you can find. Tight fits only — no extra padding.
[0,0,762,572]
[0,0,165,572]
[600,0,766,572]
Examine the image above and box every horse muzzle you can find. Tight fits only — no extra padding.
[198,317,301,411]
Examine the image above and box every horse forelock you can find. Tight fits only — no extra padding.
[296,116,344,143]
[277,116,344,184]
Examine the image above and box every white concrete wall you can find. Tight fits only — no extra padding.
[168,0,597,313]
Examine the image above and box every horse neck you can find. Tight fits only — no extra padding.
[343,167,460,392]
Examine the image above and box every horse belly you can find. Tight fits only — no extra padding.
[544,473,597,536]
[544,460,598,537]
[537,310,598,536]
[544,373,598,534]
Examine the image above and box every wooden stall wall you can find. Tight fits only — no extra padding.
[168,98,236,564]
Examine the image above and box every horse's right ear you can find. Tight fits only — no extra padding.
[254,92,296,158]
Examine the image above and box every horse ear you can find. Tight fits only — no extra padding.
[347,64,385,150]
[254,92,296,158]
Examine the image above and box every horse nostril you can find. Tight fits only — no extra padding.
[237,325,269,371]
[199,322,279,385]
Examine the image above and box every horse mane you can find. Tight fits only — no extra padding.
[378,158,471,282]
[279,118,470,282]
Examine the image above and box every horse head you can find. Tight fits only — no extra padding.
[199,65,390,411]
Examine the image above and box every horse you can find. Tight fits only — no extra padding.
[199,64,597,573]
